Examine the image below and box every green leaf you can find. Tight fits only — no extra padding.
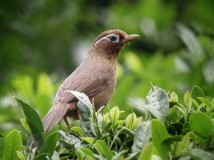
[71,91,95,137]
[189,112,213,138]
[16,151,26,160]
[132,117,143,130]
[69,91,93,109]
[20,118,31,133]
[184,91,192,109]
[34,153,48,160]
[70,126,86,137]
[40,131,58,157]
[15,97,44,149]
[95,140,114,160]
[76,150,85,160]
[80,147,94,158]
[197,97,212,108]
[146,86,169,121]
[112,150,127,160]
[2,129,22,160]
[109,106,120,127]
[138,142,153,160]
[132,121,151,153]
[82,137,95,144]
[151,119,170,160]
[169,92,179,106]
[126,113,142,130]
[191,85,205,100]
[0,136,5,159]
[175,132,193,156]
[59,130,81,149]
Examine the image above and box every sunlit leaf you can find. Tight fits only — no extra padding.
[76,149,85,160]
[15,97,44,149]
[151,120,170,160]
[109,106,120,127]
[175,132,193,156]
[2,129,22,160]
[146,86,169,121]
[82,137,95,144]
[112,150,127,160]
[80,147,94,158]
[95,140,114,160]
[189,112,213,138]
[16,151,26,160]
[70,126,86,137]
[40,131,58,157]
[138,142,153,160]
[70,91,95,137]
[132,121,151,153]
[20,118,31,133]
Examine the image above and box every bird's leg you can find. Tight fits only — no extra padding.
[63,116,71,130]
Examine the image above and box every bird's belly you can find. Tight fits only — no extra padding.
[92,83,115,110]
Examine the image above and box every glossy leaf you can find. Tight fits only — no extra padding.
[146,86,169,121]
[40,131,58,157]
[95,140,114,160]
[175,132,193,156]
[109,106,120,127]
[69,91,93,109]
[16,151,26,160]
[76,150,85,160]
[15,97,44,149]
[71,91,95,137]
[80,147,94,158]
[2,129,22,160]
[151,120,170,160]
[112,150,127,160]
[70,126,86,137]
[138,142,153,160]
[82,137,95,144]
[20,118,31,133]
[132,121,151,152]
[126,113,142,131]
[191,85,205,100]
[184,91,192,108]
[189,112,213,138]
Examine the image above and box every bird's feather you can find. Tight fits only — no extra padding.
[42,102,71,132]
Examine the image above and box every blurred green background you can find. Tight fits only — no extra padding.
[0,0,214,135]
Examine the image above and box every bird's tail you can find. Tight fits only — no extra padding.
[42,103,68,132]
[28,103,68,148]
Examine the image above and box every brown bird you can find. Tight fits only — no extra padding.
[43,29,139,132]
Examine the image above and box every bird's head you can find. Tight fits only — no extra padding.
[91,29,139,56]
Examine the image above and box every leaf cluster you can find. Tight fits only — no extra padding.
[1,85,214,160]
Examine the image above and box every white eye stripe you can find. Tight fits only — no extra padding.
[94,34,120,45]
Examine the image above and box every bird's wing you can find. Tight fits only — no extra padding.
[54,69,112,105]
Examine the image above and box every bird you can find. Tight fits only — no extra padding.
[42,29,139,132]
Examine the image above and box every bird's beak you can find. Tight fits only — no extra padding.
[122,34,140,44]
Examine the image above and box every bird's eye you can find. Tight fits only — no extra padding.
[109,35,117,41]
[107,34,119,43]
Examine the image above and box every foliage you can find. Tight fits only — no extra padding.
[0,73,56,136]
[1,86,214,159]
[1,0,214,136]
[1,0,214,159]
